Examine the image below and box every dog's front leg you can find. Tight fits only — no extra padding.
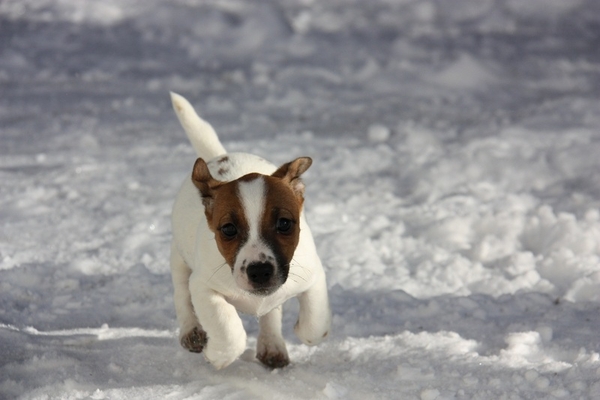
[256,305,289,369]
[189,278,247,369]
[295,268,331,346]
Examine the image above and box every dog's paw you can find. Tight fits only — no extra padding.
[180,327,207,353]
[204,333,247,369]
[294,319,330,346]
[256,334,289,369]
[257,348,290,369]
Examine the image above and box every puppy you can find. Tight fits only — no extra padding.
[169,92,331,369]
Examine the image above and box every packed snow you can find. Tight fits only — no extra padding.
[1,0,600,398]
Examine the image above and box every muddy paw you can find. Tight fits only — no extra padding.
[257,350,290,369]
[180,327,207,353]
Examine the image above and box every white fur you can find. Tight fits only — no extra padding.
[170,92,331,369]
[233,178,278,292]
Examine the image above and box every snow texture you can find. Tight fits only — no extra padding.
[1,0,600,399]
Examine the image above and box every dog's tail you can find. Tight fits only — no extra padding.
[170,92,227,160]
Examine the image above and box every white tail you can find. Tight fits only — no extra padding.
[170,92,227,160]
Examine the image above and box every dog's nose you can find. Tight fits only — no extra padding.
[247,262,274,285]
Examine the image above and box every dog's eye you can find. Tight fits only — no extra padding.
[276,218,293,234]
[220,223,238,238]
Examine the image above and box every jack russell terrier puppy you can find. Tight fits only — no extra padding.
[169,92,331,369]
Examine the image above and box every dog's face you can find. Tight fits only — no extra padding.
[192,157,311,296]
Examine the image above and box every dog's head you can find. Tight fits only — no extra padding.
[192,157,312,296]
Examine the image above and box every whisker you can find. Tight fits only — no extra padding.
[288,272,307,282]
[206,262,228,284]
[291,258,312,281]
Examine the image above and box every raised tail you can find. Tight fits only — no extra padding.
[170,92,227,160]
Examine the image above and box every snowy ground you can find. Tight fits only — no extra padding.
[1,0,600,399]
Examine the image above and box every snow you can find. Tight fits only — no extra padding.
[1,0,600,398]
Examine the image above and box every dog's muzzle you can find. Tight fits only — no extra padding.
[246,261,287,295]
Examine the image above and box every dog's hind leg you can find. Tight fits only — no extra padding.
[256,305,290,368]
[170,241,206,353]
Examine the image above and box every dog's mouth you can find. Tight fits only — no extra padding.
[250,286,280,296]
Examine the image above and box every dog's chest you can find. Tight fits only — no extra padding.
[225,291,289,317]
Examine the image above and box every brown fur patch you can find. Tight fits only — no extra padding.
[208,180,249,268]
[260,176,303,268]
[217,167,229,176]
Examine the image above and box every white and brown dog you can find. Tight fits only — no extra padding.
[169,93,331,369]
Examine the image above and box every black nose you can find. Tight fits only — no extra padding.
[247,262,274,285]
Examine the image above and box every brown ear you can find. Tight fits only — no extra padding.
[192,158,222,211]
[272,157,312,197]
